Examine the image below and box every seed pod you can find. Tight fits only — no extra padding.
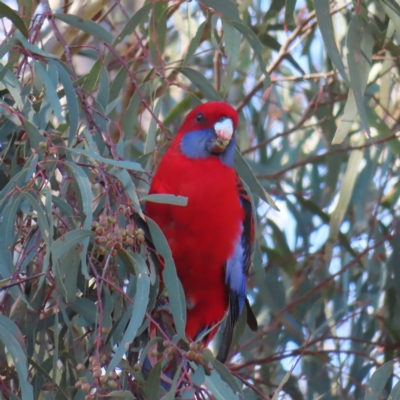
[194,353,203,363]
[76,363,85,372]
[81,382,91,393]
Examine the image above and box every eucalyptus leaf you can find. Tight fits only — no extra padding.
[54,13,113,43]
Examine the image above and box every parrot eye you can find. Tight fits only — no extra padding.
[196,113,205,123]
[219,116,226,122]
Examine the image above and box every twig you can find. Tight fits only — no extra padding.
[236,2,352,112]
[256,133,399,180]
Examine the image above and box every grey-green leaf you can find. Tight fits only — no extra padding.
[107,391,136,399]
[113,3,152,47]
[234,149,279,210]
[144,361,162,400]
[51,229,93,261]
[199,0,241,22]
[178,67,221,101]
[54,13,113,43]
[346,15,372,137]
[147,217,186,338]
[70,148,144,171]
[54,60,79,146]
[0,2,28,38]
[183,20,207,66]
[364,361,393,400]
[314,0,349,84]
[142,194,188,207]
[107,251,150,373]
[231,21,270,80]
[34,60,64,123]
[0,315,33,400]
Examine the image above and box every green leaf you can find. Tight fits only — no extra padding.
[368,106,400,155]
[285,0,297,25]
[24,121,45,156]
[64,161,93,276]
[205,368,238,400]
[388,379,400,400]
[122,90,142,142]
[272,370,291,400]
[107,391,136,399]
[0,41,14,59]
[22,192,51,287]
[70,148,144,171]
[0,194,22,296]
[144,361,162,400]
[230,20,270,81]
[107,250,150,373]
[34,60,65,123]
[178,67,221,101]
[183,20,207,66]
[163,97,192,126]
[381,0,400,43]
[0,61,13,82]
[221,19,241,96]
[53,13,113,43]
[331,89,357,145]
[142,194,188,206]
[54,60,79,146]
[113,3,152,47]
[109,65,128,104]
[108,167,143,217]
[199,0,241,22]
[314,0,349,84]
[159,365,182,400]
[52,196,75,225]
[81,59,102,92]
[212,359,243,396]
[234,149,279,210]
[70,297,97,324]
[50,229,93,261]
[192,365,206,387]
[2,69,24,110]
[144,99,162,155]
[0,157,37,207]
[0,315,33,400]
[346,15,372,137]
[327,150,363,266]
[146,217,186,338]
[259,32,305,74]
[265,0,285,20]
[148,3,168,66]
[364,361,393,400]
[12,36,58,58]
[97,66,109,110]
[0,2,28,38]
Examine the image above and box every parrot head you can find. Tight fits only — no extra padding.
[177,102,239,167]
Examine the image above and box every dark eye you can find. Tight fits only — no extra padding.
[196,113,204,123]
[219,116,226,122]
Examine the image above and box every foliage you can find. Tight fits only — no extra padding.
[0,0,400,399]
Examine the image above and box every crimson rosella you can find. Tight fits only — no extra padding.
[146,101,255,362]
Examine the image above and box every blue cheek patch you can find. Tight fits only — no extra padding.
[180,129,212,159]
[180,129,235,167]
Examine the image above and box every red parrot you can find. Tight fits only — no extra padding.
[146,101,255,362]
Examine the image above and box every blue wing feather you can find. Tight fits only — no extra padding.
[217,174,254,362]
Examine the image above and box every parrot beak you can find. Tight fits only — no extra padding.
[210,118,234,154]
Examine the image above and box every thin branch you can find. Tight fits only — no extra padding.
[256,133,399,180]
[236,2,351,112]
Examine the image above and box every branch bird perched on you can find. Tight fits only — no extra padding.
[146,101,257,362]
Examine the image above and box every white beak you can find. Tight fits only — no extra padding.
[214,118,233,141]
